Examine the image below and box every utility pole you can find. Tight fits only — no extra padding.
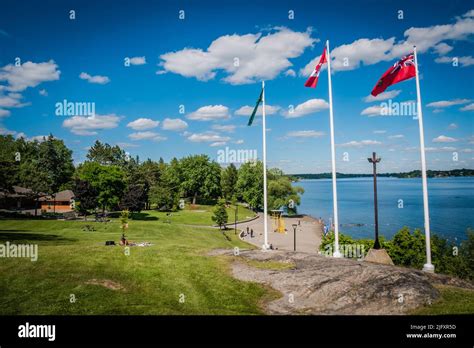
[292,224,297,251]
[368,152,381,249]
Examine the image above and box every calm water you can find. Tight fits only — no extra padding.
[296,177,474,241]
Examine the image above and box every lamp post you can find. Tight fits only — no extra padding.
[368,152,381,249]
[292,223,297,251]
[234,204,238,235]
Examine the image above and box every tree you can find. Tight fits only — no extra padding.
[180,155,221,204]
[120,183,147,213]
[221,163,238,201]
[86,140,127,166]
[0,135,20,194]
[73,179,97,220]
[212,199,228,230]
[20,160,52,216]
[76,162,125,213]
[236,161,264,210]
[267,168,304,214]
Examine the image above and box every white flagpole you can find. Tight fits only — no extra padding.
[413,46,434,272]
[326,40,342,258]
[262,80,269,250]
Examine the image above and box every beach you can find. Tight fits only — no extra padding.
[239,214,323,253]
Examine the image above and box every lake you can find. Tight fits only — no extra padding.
[295,177,474,241]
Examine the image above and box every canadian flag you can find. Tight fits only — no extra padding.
[304,47,327,88]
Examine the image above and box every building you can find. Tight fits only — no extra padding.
[39,190,75,213]
[0,186,38,210]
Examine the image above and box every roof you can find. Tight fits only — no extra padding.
[0,186,41,198]
[39,190,75,202]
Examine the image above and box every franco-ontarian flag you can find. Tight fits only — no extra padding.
[247,88,263,126]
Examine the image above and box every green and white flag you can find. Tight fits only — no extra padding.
[247,88,263,126]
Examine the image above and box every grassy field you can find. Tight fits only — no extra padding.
[410,285,474,315]
[0,215,278,315]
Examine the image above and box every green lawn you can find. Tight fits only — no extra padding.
[91,204,256,226]
[410,285,474,315]
[0,217,277,315]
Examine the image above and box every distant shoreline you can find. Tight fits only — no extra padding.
[288,169,474,180]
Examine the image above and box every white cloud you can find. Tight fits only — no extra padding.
[129,56,146,65]
[282,99,329,118]
[426,99,471,108]
[301,10,474,74]
[211,124,236,132]
[286,130,325,138]
[79,72,110,84]
[234,139,244,144]
[187,132,230,143]
[447,123,458,130]
[0,60,60,92]
[0,109,10,117]
[388,134,404,139]
[435,55,474,67]
[432,135,458,143]
[158,27,317,84]
[39,89,48,96]
[363,90,401,102]
[128,131,166,142]
[0,126,16,135]
[162,118,188,131]
[460,103,474,111]
[425,146,457,152]
[361,105,383,116]
[116,142,139,148]
[433,43,454,55]
[187,105,230,121]
[62,113,121,135]
[126,118,159,130]
[338,140,382,147]
[235,104,280,116]
[284,69,296,77]
[210,141,227,147]
[373,130,387,134]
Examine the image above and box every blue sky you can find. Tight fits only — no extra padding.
[0,0,473,173]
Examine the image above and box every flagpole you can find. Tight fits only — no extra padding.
[262,80,269,250]
[326,40,341,258]
[413,46,434,272]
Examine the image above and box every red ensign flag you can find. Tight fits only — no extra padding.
[371,53,416,96]
[304,47,327,88]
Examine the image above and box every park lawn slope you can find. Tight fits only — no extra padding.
[0,218,272,315]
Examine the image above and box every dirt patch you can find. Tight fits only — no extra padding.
[210,249,473,315]
[85,279,125,291]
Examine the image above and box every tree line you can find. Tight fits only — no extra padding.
[0,135,304,217]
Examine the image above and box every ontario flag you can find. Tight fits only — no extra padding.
[371,53,416,96]
[304,47,327,88]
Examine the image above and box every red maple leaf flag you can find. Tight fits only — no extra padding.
[371,53,416,96]
[304,47,328,88]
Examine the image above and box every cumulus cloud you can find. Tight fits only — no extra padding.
[338,140,382,147]
[79,72,110,84]
[373,130,387,134]
[301,10,474,74]
[235,104,281,116]
[460,103,474,111]
[211,124,236,132]
[286,130,325,138]
[0,60,60,92]
[0,109,10,117]
[158,27,317,84]
[210,141,227,147]
[363,90,401,102]
[435,55,474,67]
[129,56,146,65]
[426,99,471,108]
[0,92,29,108]
[62,113,121,135]
[447,123,458,130]
[126,118,159,130]
[162,118,188,131]
[361,105,384,116]
[433,135,458,143]
[388,134,404,139]
[187,132,230,143]
[187,105,230,121]
[128,131,166,142]
[282,99,329,118]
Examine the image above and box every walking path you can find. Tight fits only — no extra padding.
[240,214,323,253]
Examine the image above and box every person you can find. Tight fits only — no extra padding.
[298,220,301,226]
[250,229,254,238]
[246,226,249,234]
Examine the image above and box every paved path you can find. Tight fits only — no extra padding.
[240,214,323,253]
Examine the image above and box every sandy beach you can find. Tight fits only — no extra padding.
[238,214,323,253]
